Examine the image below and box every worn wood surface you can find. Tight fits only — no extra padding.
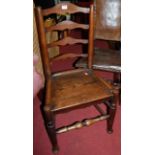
[42,2,90,16]
[73,0,121,40]
[47,36,88,47]
[45,20,89,32]
[49,69,113,112]
[95,0,121,41]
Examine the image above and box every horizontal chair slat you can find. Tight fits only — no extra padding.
[42,2,90,16]
[50,53,88,62]
[47,36,88,47]
[45,20,89,32]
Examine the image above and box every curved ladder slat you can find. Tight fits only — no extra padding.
[42,2,90,16]
[47,36,88,47]
[45,20,89,32]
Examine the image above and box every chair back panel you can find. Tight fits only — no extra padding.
[95,0,121,41]
[35,2,94,79]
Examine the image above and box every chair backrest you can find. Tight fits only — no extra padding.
[95,0,121,41]
[35,2,94,80]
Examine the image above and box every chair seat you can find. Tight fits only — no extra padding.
[76,48,121,72]
[48,69,113,112]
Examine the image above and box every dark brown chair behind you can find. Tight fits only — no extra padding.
[76,0,121,103]
[35,2,119,153]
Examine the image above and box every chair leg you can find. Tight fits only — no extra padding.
[113,72,121,105]
[44,107,59,153]
[107,90,118,133]
[113,72,120,84]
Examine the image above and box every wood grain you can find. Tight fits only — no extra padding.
[47,36,88,47]
[45,20,89,32]
[42,2,90,16]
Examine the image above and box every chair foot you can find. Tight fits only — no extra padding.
[52,146,59,154]
[107,129,113,134]
[106,94,117,134]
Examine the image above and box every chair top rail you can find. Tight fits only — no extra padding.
[42,2,90,16]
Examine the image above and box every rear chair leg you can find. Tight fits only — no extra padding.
[113,72,121,105]
[107,88,119,133]
[44,106,59,153]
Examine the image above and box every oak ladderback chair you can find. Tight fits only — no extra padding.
[35,2,118,153]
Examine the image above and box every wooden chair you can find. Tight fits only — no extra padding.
[75,0,121,102]
[35,2,119,153]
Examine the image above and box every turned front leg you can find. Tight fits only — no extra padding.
[44,106,59,153]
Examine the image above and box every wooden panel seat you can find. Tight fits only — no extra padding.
[49,69,113,112]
